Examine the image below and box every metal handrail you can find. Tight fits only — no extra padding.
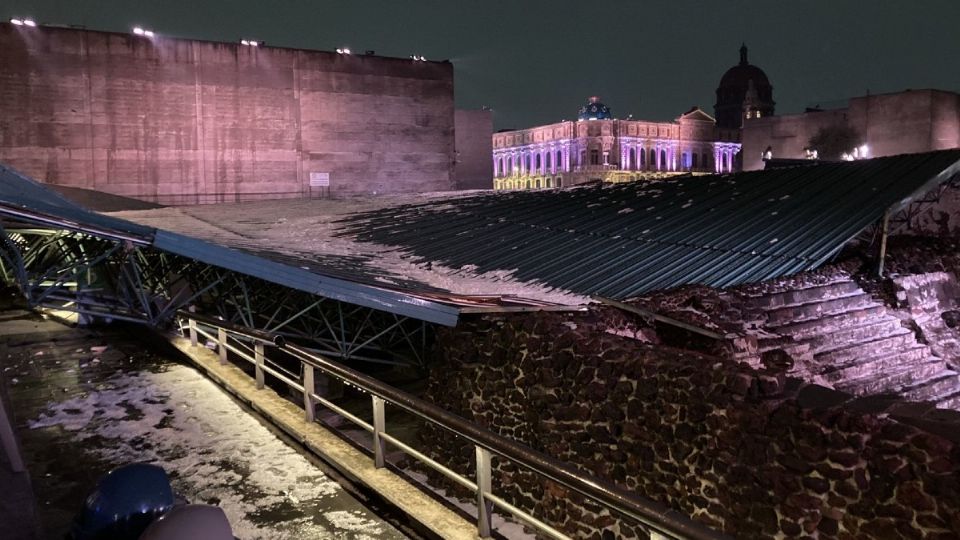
[179,310,727,540]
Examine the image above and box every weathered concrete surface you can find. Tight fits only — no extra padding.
[0,309,420,539]
[0,320,42,540]
[454,109,493,190]
[0,23,454,203]
[169,335,479,540]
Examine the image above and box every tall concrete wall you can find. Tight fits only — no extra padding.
[741,90,960,171]
[453,109,493,190]
[0,24,454,204]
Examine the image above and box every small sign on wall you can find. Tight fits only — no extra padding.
[309,172,330,187]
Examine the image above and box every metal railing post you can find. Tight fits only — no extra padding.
[188,318,198,347]
[217,327,227,364]
[372,396,386,468]
[254,342,265,390]
[476,446,493,538]
[303,364,315,422]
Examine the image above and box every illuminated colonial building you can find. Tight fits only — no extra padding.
[492,97,741,190]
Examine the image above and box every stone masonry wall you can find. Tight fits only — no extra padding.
[422,308,960,539]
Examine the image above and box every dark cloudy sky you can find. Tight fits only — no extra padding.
[6,1,960,129]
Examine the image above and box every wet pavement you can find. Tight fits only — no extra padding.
[0,308,409,540]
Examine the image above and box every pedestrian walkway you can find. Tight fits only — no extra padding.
[0,307,410,540]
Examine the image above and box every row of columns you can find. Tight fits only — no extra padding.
[495,142,741,177]
[619,140,680,172]
[714,145,737,173]
[494,145,571,178]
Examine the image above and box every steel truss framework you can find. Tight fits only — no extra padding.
[0,220,434,368]
[856,173,960,245]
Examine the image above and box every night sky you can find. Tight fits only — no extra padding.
[5,1,960,130]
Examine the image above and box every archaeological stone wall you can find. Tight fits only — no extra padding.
[0,23,454,204]
[422,308,960,539]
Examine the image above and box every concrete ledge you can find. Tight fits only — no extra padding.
[169,336,478,540]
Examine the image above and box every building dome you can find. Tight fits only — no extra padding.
[714,44,775,130]
[719,63,771,91]
[578,96,612,120]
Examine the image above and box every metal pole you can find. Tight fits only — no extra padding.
[303,364,316,422]
[878,210,890,277]
[476,446,493,538]
[217,327,227,364]
[189,318,198,347]
[372,396,386,469]
[254,342,265,390]
[0,385,25,472]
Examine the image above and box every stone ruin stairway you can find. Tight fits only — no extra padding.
[745,278,960,410]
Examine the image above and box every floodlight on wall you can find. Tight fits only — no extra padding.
[10,18,36,26]
[336,47,351,54]
[240,39,260,46]
[410,55,426,61]
[132,26,154,37]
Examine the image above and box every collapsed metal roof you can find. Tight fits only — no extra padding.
[338,150,960,299]
[0,164,461,326]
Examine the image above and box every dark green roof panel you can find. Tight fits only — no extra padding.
[339,150,960,299]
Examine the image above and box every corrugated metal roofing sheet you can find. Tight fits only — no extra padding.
[0,164,460,326]
[338,150,960,299]
[0,164,156,240]
[153,230,460,325]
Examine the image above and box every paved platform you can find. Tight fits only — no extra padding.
[168,334,479,540]
[0,309,419,539]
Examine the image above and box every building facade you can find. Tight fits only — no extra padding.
[741,89,960,171]
[492,98,741,190]
[0,23,455,204]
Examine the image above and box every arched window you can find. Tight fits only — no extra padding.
[545,178,552,188]
[546,152,552,171]
[649,149,656,169]
[660,149,667,170]
[535,154,542,173]
[629,149,636,170]
[556,176,563,187]
[692,153,699,169]
[526,155,532,173]
[640,148,646,167]
[557,150,563,170]
[507,157,513,175]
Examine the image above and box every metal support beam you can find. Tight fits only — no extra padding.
[476,446,494,538]
[303,364,316,422]
[218,327,228,364]
[254,342,265,389]
[878,210,890,277]
[189,318,198,347]
[372,396,386,469]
